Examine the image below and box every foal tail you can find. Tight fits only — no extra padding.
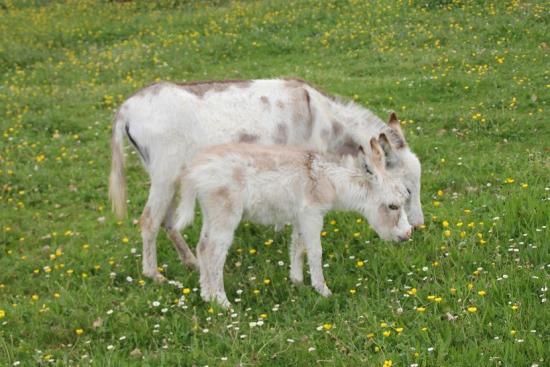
[109,111,127,219]
[174,171,197,230]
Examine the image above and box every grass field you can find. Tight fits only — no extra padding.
[1,0,549,365]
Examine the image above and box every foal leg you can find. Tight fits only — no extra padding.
[140,181,175,282]
[197,230,214,302]
[197,199,240,309]
[299,214,332,297]
[164,201,198,270]
[289,229,306,285]
[208,230,235,309]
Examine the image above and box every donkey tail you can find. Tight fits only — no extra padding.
[174,171,197,230]
[109,110,127,219]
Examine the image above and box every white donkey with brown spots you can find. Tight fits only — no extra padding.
[109,78,423,282]
[175,141,412,308]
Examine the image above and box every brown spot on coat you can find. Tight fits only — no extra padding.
[208,186,234,212]
[291,88,314,139]
[260,95,269,105]
[337,136,360,156]
[274,123,288,144]
[178,80,252,98]
[331,120,344,137]
[283,77,306,89]
[214,186,230,200]
[276,100,285,109]
[130,82,167,99]
[281,77,337,101]
[238,132,259,143]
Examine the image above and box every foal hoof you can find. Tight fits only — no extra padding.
[315,285,332,298]
[216,297,232,309]
[144,271,167,283]
[290,275,304,286]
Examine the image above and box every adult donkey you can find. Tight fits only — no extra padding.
[109,78,424,282]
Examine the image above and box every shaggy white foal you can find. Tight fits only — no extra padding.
[175,139,412,308]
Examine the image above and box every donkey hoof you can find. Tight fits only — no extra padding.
[182,256,199,270]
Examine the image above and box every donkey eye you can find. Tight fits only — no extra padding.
[388,204,399,210]
[406,188,411,195]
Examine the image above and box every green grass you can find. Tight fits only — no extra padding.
[1,0,549,365]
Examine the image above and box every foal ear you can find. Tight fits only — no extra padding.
[369,137,386,169]
[388,112,407,148]
[357,144,375,176]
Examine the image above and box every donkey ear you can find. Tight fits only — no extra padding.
[388,112,407,148]
[378,133,400,168]
[378,133,392,157]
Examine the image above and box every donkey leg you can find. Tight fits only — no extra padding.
[289,229,306,285]
[164,202,198,270]
[141,181,175,282]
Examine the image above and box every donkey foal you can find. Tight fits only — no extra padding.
[176,140,412,308]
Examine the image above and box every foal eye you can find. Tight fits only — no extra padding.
[406,188,411,195]
[388,204,399,210]
[364,164,373,175]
